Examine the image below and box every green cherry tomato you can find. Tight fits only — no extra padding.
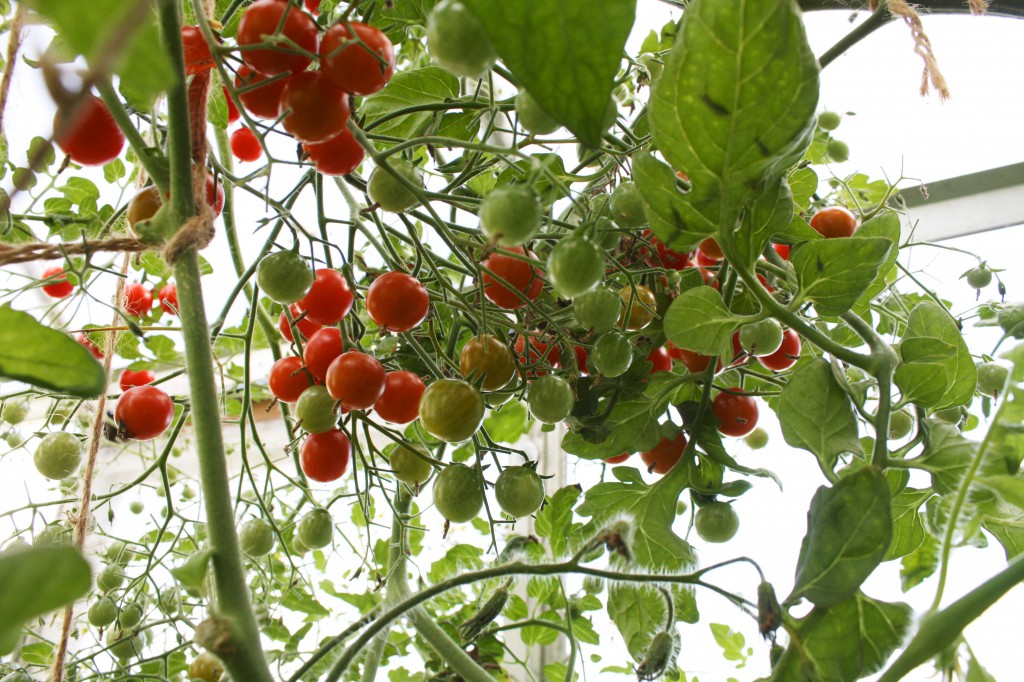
[888,409,914,440]
[934,405,967,426]
[966,265,993,290]
[460,334,516,392]
[34,431,82,480]
[527,375,574,424]
[694,501,739,543]
[826,139,849,163]
[739,319,784,357]
[118,601,144,629]
[977,362,1009,395]
[368,159,423,213]
[294,385,338,434]
[515,89,560,135]
[432,463,484,523]
[817,111,841,131]
[97,565,125,592]
[591,332,632,378]
[106,627,146,660]
[239,518,275,557]
[426,0,497,79]
[88,596,118,627]
[744,427,769,450]
[256,250,314,305]
[495,466,545,518]
[389,444,434,486]
[2,400,27,424]
[419,379,486,442]
[480,185,543,247]
[297,508,334,549]
[574,286,621,332]
[129,501,144,514]
[188,651,225,682]
[547,235,604,299]
[609,181,647,228]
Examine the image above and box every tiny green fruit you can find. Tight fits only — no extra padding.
[527,375,574,424]
[34,431,82,480]
[573,286,621,333]
[547,236,604,299]
[966,266,993,290]
[480,185,543,246]
[257,250,314,305]
[695,501,739,543]
[97,565,125,592]
[118,601,144,629]
[744,428,769,450]
[817,111,841,131]
[294,385,337,434]
[239,518,275,557]
[432,463,484,523]
[426,0,496,79]
[368,159,423,213]
[2,400,28,425]
[495,466,545,517]
[389,444,434,486]
[739,319,784,357]
[591,332,632,378]
[297,508,333,549]
[826,139,849,163]
[515,89,560,135]
[977,362,1009,395]
[888,409,914,440]
[609,181,646,228]
[88,596,118,627]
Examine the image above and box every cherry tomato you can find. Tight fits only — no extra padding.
[610,181,646,228]
[640,432,687,475]
[297,269,354,325]
[115,386,174,440]
[977,361,1010,396]
[280,304,322,343]
[648,346,672,373]
[223,86,240,123]
[127,186,163,232]
[280,71,351,144]
[432,463,484,522]
[618,284,657,331]
[527,375,574,424]
[237,0,319,77]
[34,431,82,480]
[712,390,759,437]
[188,653,224,682]
[515,88,560,135]
[303,129,364,176]
[809,206,858,238]
[54,95,125,166]
[574,286,621,332]
[547,235,604,299]
[239,518,275,557]
[758,329,801,371]
[390,444,434,485]
[119,369,155,393]
[373,371,425,424]
[481,246,543,310]
[425,0,497,80]
[268,356,316,403]
[235,65,290,119]
[967,265,993,290]
[303,328,343,382]
[257,251,314,305]
[514,333,560,375]
[367,159,423,213]
[88,596,118,627]
[495,466,545,517]
[419,379,485,442]
[320,21,396,96]
[297,508,333,548]
[604,453,631,464]
[460,334,516,391]
[698,237,724,260]
[772,243,790,260]
[304,0,321,13]
[295,385,338,433]
[41,266,73,298]
[158,283,179,315]
[480,185,543,247]
[591,332,632,378]
[230,127,262,162]
[77,333,104,359]
[122,283,153,317]
[326,351,386,410]
[738,319,783,357]
[695,501,739,543]
[573,345,589,376]
[366,271,430,332]
[300,429,351,482]
[643,230,690,270]
[181,26,214,75]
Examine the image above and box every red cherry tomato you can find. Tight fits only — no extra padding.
[809,206,858,239]
[77,333,104,359]
[304,0,320,13]
[365,272,429,332]
[604,453,631,464]
[698,237,724,261]
[640,432,687,474]
[648,346,672,374]
[643,230,691,270]
[319,21,396,96]
[53,96,125,166]
[302,129,364,176]
[203,174,225,217]
[237,0,319,77]
[297,269,354,326]
[223,86,240,124]
[772,243,790,260]
[181,26,214,75]
[230,127,262,162]
[235,66,290,120]
[696,249,720,269]
[280,71,351,144]
[41,266,73,298]
[279,304,322,343]
[481,247,544,310]
[303,327,343,381]
[758,329,801,371]
[514,334,560,376]
[713,390,759,437]
[573,345,589,376]
[301,429,351,482]
[122,283,153,317]
[373,371,425,424]
[158,284,179,315]
[268,356,316,403]
[325,351,386,410]
[115,386,174,440]
[119,369,155,393]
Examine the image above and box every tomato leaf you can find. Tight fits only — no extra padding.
[900,533,939,591]
[362,67,460,142]
[884,488,932,562]
[731,175,794,269]
[894,302,976,409]
[0,545,92,656]
[789,167,818,209]
[649,0,818,249]
[461,0,634,148]
[790,467,891,608]
[534,485,582,557]
[791,237,893,317]
[664,287,742,356]
[0,305,105,398]
[852,211,901,309]
[912,420,1003,498]
[777,359,863,474]
[633,151,714,250]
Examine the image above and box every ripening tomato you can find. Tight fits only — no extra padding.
[698,237,724,260]
[514,334,560,375]
[366,272,430,332]
[772,243,790,260]
[640,432,687,475]
[280,71,351,144]
[604,452,631,464]
[296,269,354,326]
[122,283,153,317]
[279,305,322,343]
[54,96,125,166]
[373,371,425,424]
[713,390,759,437]
[235,65,290,120]
[158,284,178,315]
[618,284,657,331]
[481,247,544,310]
[230,127,262,162]
[320,21,396,96]
[268,356,316,403]
[648,346,672,373]
[303,328,343,381]
[758,329,801,371]
[115,386,174,440]
[237,0,319,76]
[41,267,73,298]
[326,351,386,410]
[301,429,351,482]
[77,333,104,359]
[119,369,155,393]
[223,86,240,123]
[181,26,214,75]
[303,129,364,176]
[809,206,858,238]
[460,335,516,391]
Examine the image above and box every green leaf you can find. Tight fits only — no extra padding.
[483,399,531,444]
[710,623,749,666]
[0,305,105,397]
[790,467,891,607]
[884,488,932,561]
[912,420,1000,495]
[731,176,794,269]
[788,167,818,208]
[851,211,901,309]
[967,657,999,682]
[372,0,438,43]
[561,396,663,460]
[777,359,863,473]
[976,474,1024,509]
[362,67,460,141]
[462,0,634,147]
[900,533,939,591]
[207,84,229,130]
[791,237,893,317]
[606,584,671,661]
[634,151,710,251]
[649,0,818,245]
[894,302,977,409]
[664,287,741,356]
[0,546,92,655]
[534,485,582,557]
